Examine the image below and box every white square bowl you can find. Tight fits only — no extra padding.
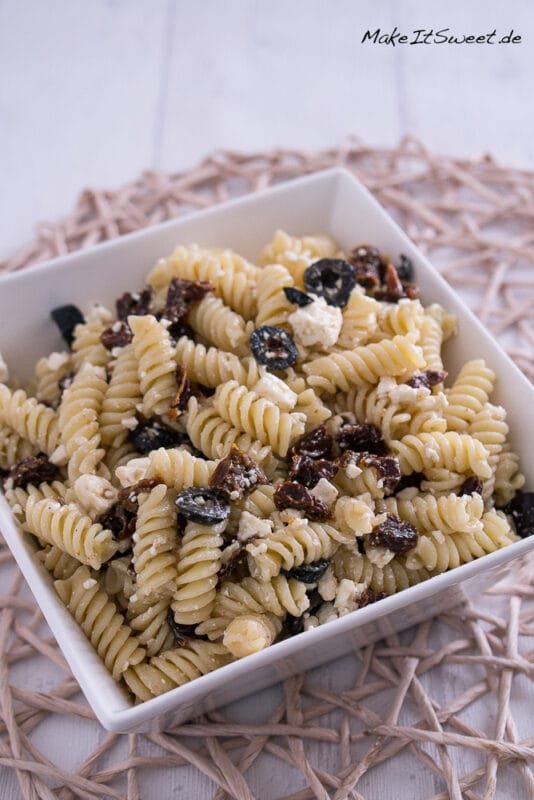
[0,168,532,733]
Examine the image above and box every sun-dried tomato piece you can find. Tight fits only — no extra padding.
[163,278,213,324]
[9,455,59,489]
[458,476,483,497]
[97,503,133,541]
[167,320,196,345]
[219,543,250,583]
[369,514,418,553]
[288,455,337,489]
[373,262,407,303]
[274,481,332,520]
[116,289,152,321]
[209,444,267,502]
[118,478,163,514]
[100,320,133,351]
[288,425,334,461]
[357,588,387,608]
[168,364,192,421]
[349,245,386,289]
[395,472,425,493]
[352,452,401,496]
[406,370,447,389]
[337,422,387,456]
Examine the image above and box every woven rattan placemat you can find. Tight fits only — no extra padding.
[0,138,533,800]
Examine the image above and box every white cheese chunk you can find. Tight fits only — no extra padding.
[252,373,297,411]
[238,511,273,543]
[310,478,338,507]
[365,545,396,568]
[288,294,342,348]
[74,475,118,515]
[115,457,150,487]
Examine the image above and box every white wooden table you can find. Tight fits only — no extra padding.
[0,2,533,798]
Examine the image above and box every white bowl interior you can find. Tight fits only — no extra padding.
[0,167,532,731]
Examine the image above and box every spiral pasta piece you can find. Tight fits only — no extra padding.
[0,425,37,469]
[129,315,178,418]
[171,521,224,625]
[174,337,252,388]
[248,517,355,582]
[382,492,484,534]
[258,229,338,287]
[469,403,508,500]
[123,640,231,701]
[304,335,425,395]
[72,305,113,371]
[334,496,375,536]
[223,614,281,658]
[100,345,142,447]
[25,495,117,569]
[405,511,516,572]
[0,386,61,457]
[391,432,491,479]
[338,288,380,348]
[55,565,145,680]
[127,595,174,657]
[35,352,73,408]
[36,544,80,580]
[378,299,425,339]
[494,445,525,506]
[187,295,250,355]
[185,397,277,474]
[147,245,258,319]
[58,363,107,482]
[213,381,306,458]
[444,360,496,431]
[333,547,434,595]
[255,263,295,328]
[133,484,179,599]
[146,447,216,489]
[419,313,445,375]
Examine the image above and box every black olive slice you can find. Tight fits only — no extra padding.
[303,258,356,307]
[249,325,298,370]
[175,487,230,525]
[50,305,85,347]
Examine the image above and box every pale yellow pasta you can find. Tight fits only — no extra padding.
[469,403,508,500]
[248,517,355,582]
[100,344,142,447]
[58,363,107,482]
[419,313,445,374]
[338,288,380,349]
[147,245,258,319]
[127,595,174,657]
[105,442,140,482]
[0,386,61,457]
[378,299,425,338]
[129,315,178,418]
[333,547,434,594]
[255,263,295,328]
[391,432,492,478]
[185,397,277,474]
[171,521,224,625]
[213,381,306,458]
[25,495,117,569]
[334,496,375,536]
[174,337,251,388]
[72,305,113,371]
[55,565,145,681]
[35,352,73,408]
[381,492,484,534]
[0,425,36,469]
[196,575,309,641]
[146,447,217,489]
[187,295,250,355]
[444,359,496,431]
[304,335,425,395]
[36,545,80,580]
[494,445,525,506]
[405,511,516,572]
[133,484,179,599]
[258,229,338,287]
[123,641,231,702]
[223,614,281,658]
[419,469,466,496]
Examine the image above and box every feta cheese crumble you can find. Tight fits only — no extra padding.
[288,294,342,348]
